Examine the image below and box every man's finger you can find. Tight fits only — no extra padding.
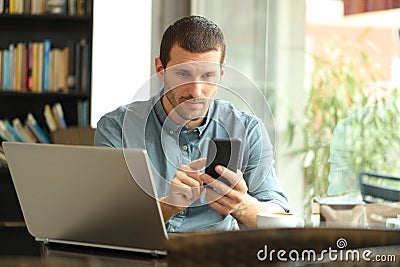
[170,180,194,200]
[200,173,232,195]
[187,157,207,171]
[215,166,243,188]
[205,187,224,203]
[175,170,202,187]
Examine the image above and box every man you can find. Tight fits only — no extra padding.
[94,16,289,232]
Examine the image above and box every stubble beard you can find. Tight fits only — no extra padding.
[164,90,210,123]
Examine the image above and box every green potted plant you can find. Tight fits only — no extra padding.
[286,30,400,213]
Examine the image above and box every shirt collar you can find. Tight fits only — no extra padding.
[197,100,215,136]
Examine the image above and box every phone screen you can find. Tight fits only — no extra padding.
[205,138,241,186]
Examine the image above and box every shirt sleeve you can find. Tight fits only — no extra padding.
[243,118,290,212]
[93,111,124,148]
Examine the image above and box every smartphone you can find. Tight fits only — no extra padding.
[205,138,242,187]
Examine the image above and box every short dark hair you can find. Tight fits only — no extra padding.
[159,15,226,68]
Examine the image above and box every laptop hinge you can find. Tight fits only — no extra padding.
[150,250,158,257]
[36,237,50,245]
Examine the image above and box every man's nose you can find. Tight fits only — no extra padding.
[188,82,203,98]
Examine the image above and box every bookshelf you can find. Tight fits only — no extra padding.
[0,0,93,142]
[0,1,93,223]
[0,91,89,129]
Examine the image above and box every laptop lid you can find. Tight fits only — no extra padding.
[2,142,168,255]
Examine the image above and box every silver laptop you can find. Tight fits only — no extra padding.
[2,141,169,256]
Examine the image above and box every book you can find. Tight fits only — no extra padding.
[23,0,31,14]
[23,44,29,90]
[9,0,24,14]
[66,41,75,91]
[31,0,42,14]
[82,99,89,127]
[3,0,9,13]
[0,119,16,141]
[20,42,26,90]
[77,100,82,126]
[49,49,55,91]
[50,46,70,93]
[24,124,38,142]
[9,0,14,13]
[12,118,28,142]
[80,38,90,92]
[77,100,89,127]
[25,113,50,143]
[42,39,51,92]
[52,102,67,129]
[15,42,25,91]
[76,0,83,16]
[64,46,70,92]
[74,40,81,92]
[41,0,45,12]
[12,43,18,90]
[27,42,33,91]
[12,117,36,142]
[16,0,23,13]
[60,46,69,92]
[2,49,10,90]
[4,119,24,142]
[43,104,58,132]
[0,148,7,167]
[85,0,91,14]
[68,0,75,15]
[31,42,38,92]
[37,42,44,92]
[53,48,62,91]
[9,44,14,90]
[19,43,26,91]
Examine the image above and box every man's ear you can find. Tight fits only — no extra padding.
[219,63,225,82]
[155,57,165,80]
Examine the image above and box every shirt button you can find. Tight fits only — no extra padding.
[179,211,185,215]
[182,145,188,151]
[169,130,174,135]
[170,228,176,232]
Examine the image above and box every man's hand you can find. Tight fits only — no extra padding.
[159,158,206,222]
[200,165,285,226]
[200,165,247,215]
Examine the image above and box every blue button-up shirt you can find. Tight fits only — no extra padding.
[94,90,289,232]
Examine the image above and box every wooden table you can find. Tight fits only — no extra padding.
[1,225,400,266]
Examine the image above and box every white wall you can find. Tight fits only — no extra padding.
[91,1,152,127]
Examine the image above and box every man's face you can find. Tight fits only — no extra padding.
[156,44,224,128]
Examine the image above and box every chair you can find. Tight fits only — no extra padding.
[49,127,96,146]
[358,171,400,203]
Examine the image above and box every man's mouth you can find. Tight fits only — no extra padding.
[181,99,205,108]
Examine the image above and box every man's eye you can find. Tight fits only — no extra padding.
[202,73,216,78]
[176,71,190,77]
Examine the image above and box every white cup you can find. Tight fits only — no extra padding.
[256,212,305,229]
[386,215,400,230]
